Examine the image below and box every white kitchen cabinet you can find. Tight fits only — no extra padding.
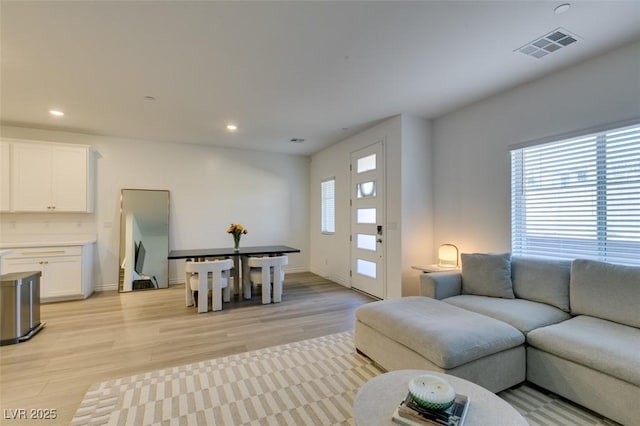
[1,244,95,302]
[0,141,10,211]
[10,141,94,212]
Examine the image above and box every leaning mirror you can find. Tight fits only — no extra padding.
[119,189,170,292]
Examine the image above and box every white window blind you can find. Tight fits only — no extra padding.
[511,123,640,266]
[321,178,335,234]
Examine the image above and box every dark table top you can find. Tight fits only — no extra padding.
[168,245,300,259]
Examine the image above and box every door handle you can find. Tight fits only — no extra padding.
[377,238,383,243]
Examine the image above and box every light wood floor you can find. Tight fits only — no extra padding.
[0,272,375,425]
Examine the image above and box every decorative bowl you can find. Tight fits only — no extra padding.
[408,374,456,411]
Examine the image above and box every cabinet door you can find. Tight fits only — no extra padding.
[51,146,88,211]
[1,142,10,211]
[43,256,82,298]
[11,143,52,211]
[2,257,44,275]
[2,258,46,283]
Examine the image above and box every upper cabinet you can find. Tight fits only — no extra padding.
[2,140,94,213]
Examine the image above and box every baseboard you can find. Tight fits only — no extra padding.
[95,283,118,292]
[284,266,308,274]
[309,266,350,287]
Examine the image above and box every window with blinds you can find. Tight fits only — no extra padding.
[511,123,640,266]
[321,178,336,234]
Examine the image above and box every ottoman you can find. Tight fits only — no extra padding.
[355,296,526,392]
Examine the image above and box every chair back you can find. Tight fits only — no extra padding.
[247,255,288,268]
[185,258,234,274]
[185,258,234,312]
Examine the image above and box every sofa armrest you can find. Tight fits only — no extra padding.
[419,272,462,299]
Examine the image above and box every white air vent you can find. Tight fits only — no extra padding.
[516,28,579,59]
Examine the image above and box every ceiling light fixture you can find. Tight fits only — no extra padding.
[290,138,305,143]
[226,124,238,131]
[49,109,64,117]
[554,3,571,14]
[143,96,156,101]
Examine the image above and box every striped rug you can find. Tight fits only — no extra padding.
[72,331,618,425]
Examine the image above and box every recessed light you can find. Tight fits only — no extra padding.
[290,138,305,143]
[143,96,156,101]
[226,124,238,131]
[49,110,64,117]
[554,3,570,14]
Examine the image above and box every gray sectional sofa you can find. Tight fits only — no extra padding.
[354,254,640,426]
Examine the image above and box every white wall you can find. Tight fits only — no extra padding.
[309,114,432,297]
[0,126,310,290]
[432,40,640,255]
[310,116,402,292]
[400,115,433,296]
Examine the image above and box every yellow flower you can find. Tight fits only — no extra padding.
[227,223,248,235]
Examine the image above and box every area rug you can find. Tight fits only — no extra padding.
[72,331,618,425]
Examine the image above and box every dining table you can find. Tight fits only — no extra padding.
[168,245,300,306]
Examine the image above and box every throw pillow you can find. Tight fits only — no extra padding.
[570,259,640,328]
[461,253,515,299]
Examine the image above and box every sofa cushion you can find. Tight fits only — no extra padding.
[527,315,640,387]
[511,256,571,312]
[443,295,571,334]
[570,259,640,328]
[461,253,514,299]
[355,296,524,369]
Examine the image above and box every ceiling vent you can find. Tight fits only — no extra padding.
[516,28,579,59]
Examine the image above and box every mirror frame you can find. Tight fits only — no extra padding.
[118,189,170,292]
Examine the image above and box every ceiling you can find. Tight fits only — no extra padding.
[2,1,640,156]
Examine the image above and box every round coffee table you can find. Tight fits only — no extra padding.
[353,370,527,426]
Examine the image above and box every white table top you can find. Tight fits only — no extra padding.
[353,370,527,426]
[411,264,460,273]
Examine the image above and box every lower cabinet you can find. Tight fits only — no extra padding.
[1,244,94,302]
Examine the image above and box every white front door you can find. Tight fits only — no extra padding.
[350,141,385,299]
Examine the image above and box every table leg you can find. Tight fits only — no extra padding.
[232,254,241,297]
[242,256,252,299]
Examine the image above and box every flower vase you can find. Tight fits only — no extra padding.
[233,235,241,251]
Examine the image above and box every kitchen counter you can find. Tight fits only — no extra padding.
[0,240,96,249]
[1,241,96,301]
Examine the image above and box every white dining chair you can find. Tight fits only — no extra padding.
[245,255,288,304]
[184,258,234,313]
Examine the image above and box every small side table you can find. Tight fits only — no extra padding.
[411,264,460,273]
[353,370,527,426]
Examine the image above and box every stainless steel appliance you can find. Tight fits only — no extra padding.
[0,271,44,345]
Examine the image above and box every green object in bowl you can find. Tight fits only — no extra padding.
[408,374,456,411]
